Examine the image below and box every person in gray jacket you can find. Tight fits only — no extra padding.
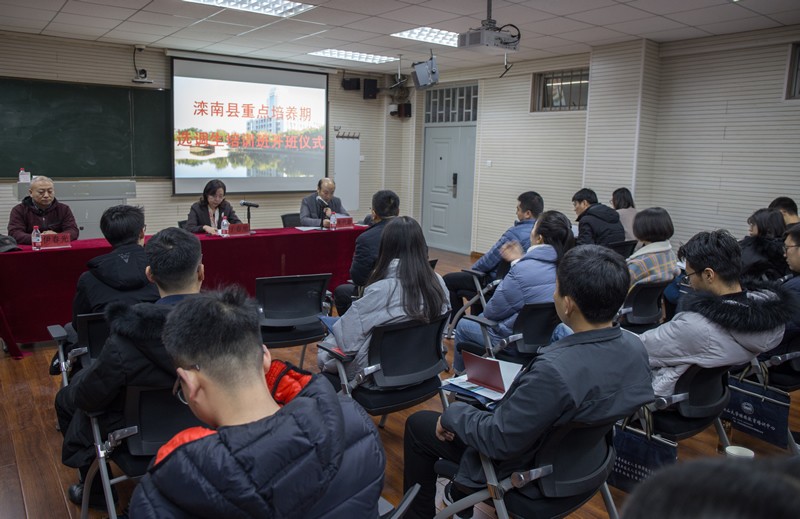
[317,216,449,384]
[638,229,797,397]
[403,245,654,519]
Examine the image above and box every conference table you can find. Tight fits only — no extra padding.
[0,226,366,359]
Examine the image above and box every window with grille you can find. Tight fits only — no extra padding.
[788,43,800,100]
[424,85,479,124]
[532,68,589,112]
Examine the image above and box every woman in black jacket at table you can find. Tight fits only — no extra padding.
[185,179,241,235]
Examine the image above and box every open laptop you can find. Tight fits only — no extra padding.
[461,351,522,398]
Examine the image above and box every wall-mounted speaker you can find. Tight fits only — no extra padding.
[342,78,361,90]
[363,78,378,99]
[411,57,439,90]
[398,103,412,118]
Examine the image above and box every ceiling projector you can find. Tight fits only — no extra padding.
[458,26,519,52]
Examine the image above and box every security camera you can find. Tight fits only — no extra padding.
[132,45,154,84]
[135,44,146,52]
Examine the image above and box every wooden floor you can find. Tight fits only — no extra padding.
[1,247,798,518]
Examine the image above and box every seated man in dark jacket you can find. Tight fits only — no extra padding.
[54,227,204,509]
[403,245,654,518]
[72,205,159,332]
[129,287,386,518]
[299,178,349,228]
[7,175,79,244]
[572,188,625,246]
[333,189,399,315]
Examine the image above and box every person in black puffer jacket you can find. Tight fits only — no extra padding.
[129,287,386,519]
[740,208,788,281]
[572,188,626,246]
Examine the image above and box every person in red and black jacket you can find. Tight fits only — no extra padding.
[129,286,386,519]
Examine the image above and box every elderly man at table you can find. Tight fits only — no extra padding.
[333,189,399,316]
[7,175,79,244]
[299,178,349,228]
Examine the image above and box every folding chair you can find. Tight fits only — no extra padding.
[629,365,732,446]
[617,279,672,334]
[444,260,511,339]
[434,421,620,519]
[80,385,204,519]
[457,302,561,365]
[607,240,638,258]
[256,273,331,368]
[48,312,110,387]
[318,315,449,428]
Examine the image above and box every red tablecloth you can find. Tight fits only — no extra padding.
[0,227,365,358]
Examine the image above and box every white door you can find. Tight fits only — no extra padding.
[421,126,476,254]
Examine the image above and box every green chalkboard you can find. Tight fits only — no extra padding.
[0,78,170,179]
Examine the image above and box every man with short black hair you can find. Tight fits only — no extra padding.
[572,188,625,246]
[54,227,204,510]
[333,189,400,315]
[71,205,159,328]
[299,178,349,228]
[769,196,800,228]
[403,245,654,518]
[129,287,386,518]
[639,229,797,396]
[443,191,544,323]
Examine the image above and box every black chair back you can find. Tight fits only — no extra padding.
[513,303,561,354]
[428,258,438,270]
[607,240,637,258]
[620,280,672,325]
[76,312,110,359]
[255,273,331,326]
[124,386,205,457]
[533,421,616,498]
[496,259,511,280]
[281,213,301,228]
[177,219,188,229]
[673,365,731,419]
[368,315,449,388]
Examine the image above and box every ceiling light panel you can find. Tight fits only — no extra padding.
[308,49,398,64]
[182,0,315,18]
[391,27,459,47]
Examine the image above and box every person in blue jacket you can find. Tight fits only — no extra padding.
[443,191,543,324]
[452,211,575,371]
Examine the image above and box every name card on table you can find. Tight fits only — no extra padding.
[334,216,354,229]
[229,223,250,236]
[41,233,72,249]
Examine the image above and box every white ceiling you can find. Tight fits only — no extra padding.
[1,0,799,74]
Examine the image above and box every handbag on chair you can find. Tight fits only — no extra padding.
[607,421,677,493]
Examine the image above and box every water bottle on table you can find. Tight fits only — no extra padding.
[32,226,42,251]
[220,216,230,237]
[330,212,337,231]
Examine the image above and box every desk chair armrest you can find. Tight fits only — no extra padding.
[651,391,689,411]
[382,483,420,519]
[461,268,488,279]
[463,314,498,329]
[617,307,632,317]
[352,364,382,388]
[510,464,555,489]
[48,324,68,342]
[495,333,523,355]
[68,347,88,362]
[316,343,354,363]
[767,351,800,367]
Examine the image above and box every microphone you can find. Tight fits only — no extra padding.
[316,196,329,208]
[239,200,259,208]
